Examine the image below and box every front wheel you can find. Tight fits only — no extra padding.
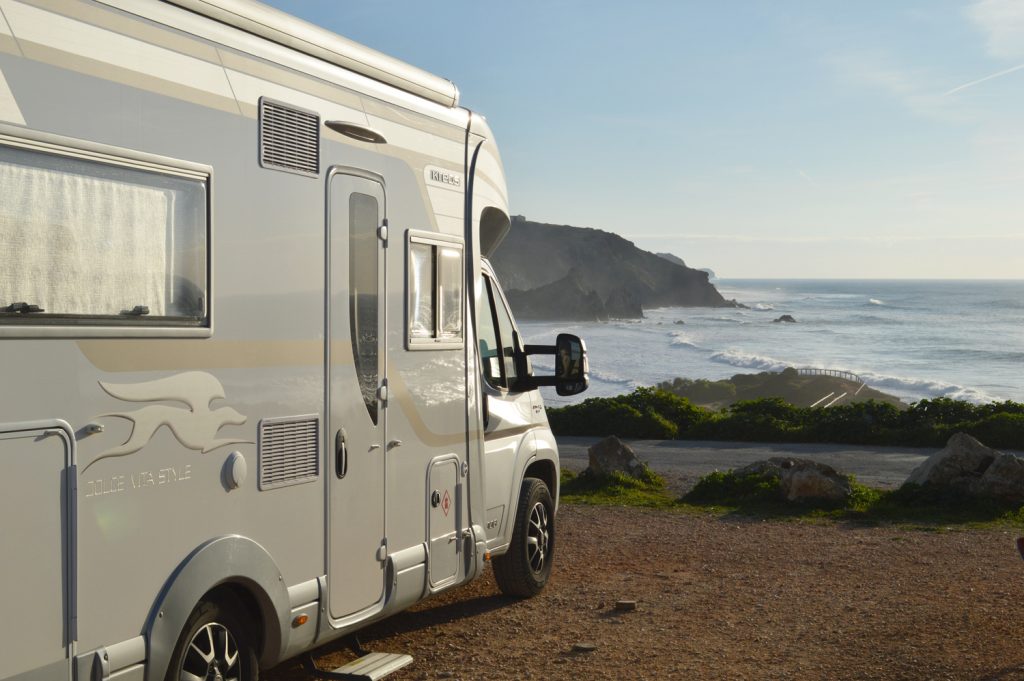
[165,597,259,681]
[493,477,555,597]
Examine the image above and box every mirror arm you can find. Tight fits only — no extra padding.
[524,344,557,356]
[522,376,559,388]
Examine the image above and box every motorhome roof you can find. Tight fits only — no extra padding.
[164,0,460,108]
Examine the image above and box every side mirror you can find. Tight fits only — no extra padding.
[521,333,589,396]
[554,333,589,396]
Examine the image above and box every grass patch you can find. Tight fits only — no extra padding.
[562,467,1024,529]
[560,467,676,508]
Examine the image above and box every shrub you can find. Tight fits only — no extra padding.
[622,387,711,433]
[547,387,1024,451]
[961,412,1024,450]
[806,400,903,445]
[694,398,805,442]
[683,470,781,505]
[547,397,677,439]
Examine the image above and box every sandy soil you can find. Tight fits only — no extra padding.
[266,505,1024,681]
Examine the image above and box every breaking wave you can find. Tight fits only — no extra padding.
[589,368,636,387]
[868,298,885,306]
[670,332,700,349]
[858,371,1000,404]
[710,349,790,372]
[753,303,775,311]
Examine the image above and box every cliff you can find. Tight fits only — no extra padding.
[490,218,734,321]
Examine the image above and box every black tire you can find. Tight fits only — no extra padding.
[165,596,259,681]
[493,477,555,598]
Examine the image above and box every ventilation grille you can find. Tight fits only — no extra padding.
[258,415,320,490]
[259,98,320,176]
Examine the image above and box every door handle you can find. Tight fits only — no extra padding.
[335,428,347,478]
[387,439,403,451]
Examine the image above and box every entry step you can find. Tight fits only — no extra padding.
[305,652,414,681]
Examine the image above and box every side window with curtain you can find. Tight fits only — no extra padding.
[406,231,464,349]
[0,136,209,331]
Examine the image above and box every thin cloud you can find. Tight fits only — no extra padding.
[967,0,1024,60]
[826,52,959,122]
[945,62,1024,96]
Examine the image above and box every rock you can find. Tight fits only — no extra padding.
[674,319,686,325]
[904,432,998,491]
[773,314,797,323]
[586,436,646,479]
[490,219,738,316]
[657,252,687,268]
[614,600,638,612]
[604,288,644,319]
[572,643,598,653]
[505,269,609,321]
[736,457,851,503]
[972,453,1024,504]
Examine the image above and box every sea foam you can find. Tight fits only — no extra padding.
[710,349,790,372]
[857,371,998,404]
[670,332,700,349]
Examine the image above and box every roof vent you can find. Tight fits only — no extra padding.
[259,97,320,176]
[258,415,320,490]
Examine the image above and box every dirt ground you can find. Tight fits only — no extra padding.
[266,506,1024,681]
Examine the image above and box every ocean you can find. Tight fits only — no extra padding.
[519,279,1024,408]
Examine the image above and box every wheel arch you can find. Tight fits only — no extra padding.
[146,535,292,679]
[523,458,557,506]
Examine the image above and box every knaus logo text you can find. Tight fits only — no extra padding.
[427,167,461,188]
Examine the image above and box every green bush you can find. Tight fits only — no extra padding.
[693,398,805,442]
[961,412,1024,450]
[806,400,903,444]
[682,470,781,505]
[547,397,678,438]
[546,388,1024,450]
[622,387,710,432]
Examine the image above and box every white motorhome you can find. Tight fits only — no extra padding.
[0,2,588,679]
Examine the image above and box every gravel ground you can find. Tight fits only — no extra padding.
[266,506,1024,681]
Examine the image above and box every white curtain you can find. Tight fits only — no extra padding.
[0,160,170,316]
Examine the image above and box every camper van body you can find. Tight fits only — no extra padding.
[0,2,584,679]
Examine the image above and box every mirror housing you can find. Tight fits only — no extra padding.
[521,333,589,396]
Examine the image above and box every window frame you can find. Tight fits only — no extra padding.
[479,271,527,393]
[405,229,464,351]
[0,125,213,339]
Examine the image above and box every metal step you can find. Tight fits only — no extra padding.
[304,652,414,681]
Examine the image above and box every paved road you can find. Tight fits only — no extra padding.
[556,436,938,489]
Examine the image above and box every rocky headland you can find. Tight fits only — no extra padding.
[490,217,737,321]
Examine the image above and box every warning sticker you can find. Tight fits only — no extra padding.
[441,489,451,517]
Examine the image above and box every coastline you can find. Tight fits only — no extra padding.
[522,278,1024,407]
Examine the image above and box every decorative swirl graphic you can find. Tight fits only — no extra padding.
[83,371,250,471]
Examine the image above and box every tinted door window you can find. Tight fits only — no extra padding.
[350,192,379,424]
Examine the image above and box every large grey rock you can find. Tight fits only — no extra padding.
[972,453,1024,504]
[586,436,646,479]
[904,432,998,490]
[736,457,851,503]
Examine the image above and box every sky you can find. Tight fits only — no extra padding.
[264,1,1024,279]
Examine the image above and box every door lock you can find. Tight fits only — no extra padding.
[431,490,441,508]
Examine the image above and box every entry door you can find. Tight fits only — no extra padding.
[327,170,387,621]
